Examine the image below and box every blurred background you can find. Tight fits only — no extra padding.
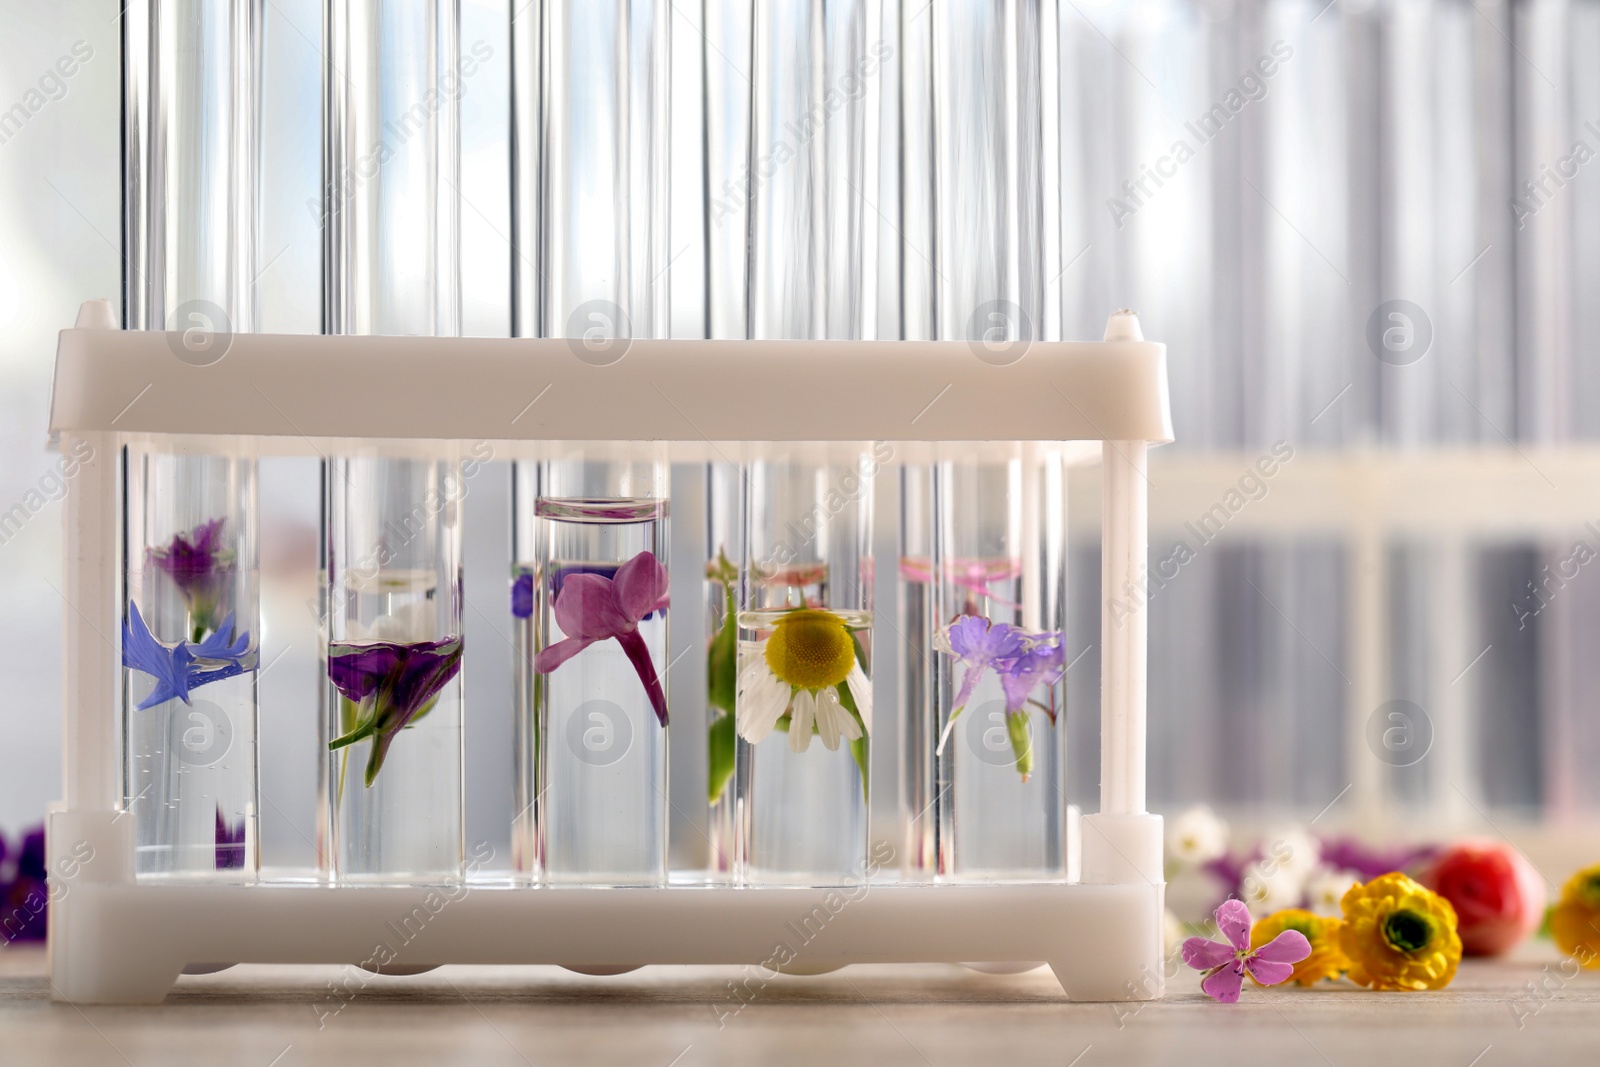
[2,0,1598,878]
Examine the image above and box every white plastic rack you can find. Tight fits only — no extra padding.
[46,301,1171,1004]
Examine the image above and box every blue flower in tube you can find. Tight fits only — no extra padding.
[121,601,254,711]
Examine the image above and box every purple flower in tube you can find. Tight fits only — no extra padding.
[511,570,534,619]
[327,636,464,787]
[121,601,254,710]
[215,807,246,871]
[932,615,1066,781]
[148,517,232,638]
[534,550,670,726]
[998,640,1066,719]
[1182,899,1311,1003]
[935,615,1028,715]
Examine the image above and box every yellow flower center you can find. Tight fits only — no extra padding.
[764,609,856,691]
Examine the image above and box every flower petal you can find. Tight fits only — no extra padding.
[553,572,631,640]
[844,661,872,735]
[788,688,816,753]
[942,614,992,658]
[998,641,1066,712]
[813,688,843,751]
[1216,898,1254,952]
[950,662,986,714]
[533,634,595,673]
[1253,929,1312,965]
[1200,963,1246,1003]
[613,550,670,623]
[617,628,669,726]
[1244,956,1297,987]
[736,658,790,745]
[1181,937,1235,971]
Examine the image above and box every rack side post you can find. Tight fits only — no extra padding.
[52,417,141,1002]
[1099,437,1148,819]
[1077,311,1163,999]
[61,429,119,814]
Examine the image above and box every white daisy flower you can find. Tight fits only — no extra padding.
[736,608,871,753]
[1240,860,1305,913]
[1305,866,1362,917]
[1261,827,1321,880]
[1166,805,1230,867]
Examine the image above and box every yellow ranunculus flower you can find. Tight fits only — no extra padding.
[1339,872,1462,991]
[1550,864,1600,969]
[1251,909,1351,986]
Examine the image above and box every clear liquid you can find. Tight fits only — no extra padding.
[898,560,936,878]
[735,607,871,885]
[944,667,1064,880]
[328,569,463,883]
[915,556,1062,883]
[532,498,669,885]
[125,670,257,880]
[511,562,538,878]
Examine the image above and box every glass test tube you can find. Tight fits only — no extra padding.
[325,453,465,881]
[736,444,877,885]
[121,0,262,879]
[524,452,670,884]
[321,0,462,882]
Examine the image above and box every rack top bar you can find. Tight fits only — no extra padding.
[49,323,1173,445]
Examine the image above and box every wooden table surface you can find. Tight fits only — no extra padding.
[1,943,1593,1066]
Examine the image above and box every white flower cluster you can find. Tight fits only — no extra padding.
[1166,806,1362,916]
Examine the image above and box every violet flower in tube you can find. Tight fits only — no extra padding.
[122,602,254,710]
[932,615,1067,778]
[511,570,534,619]
[998,639,1066,718]
[148,517,233,639]
[935,614,1027,716]
[534,550,670,726]
[327,636,464,787]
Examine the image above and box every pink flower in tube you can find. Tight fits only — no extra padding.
[534,550,670,726]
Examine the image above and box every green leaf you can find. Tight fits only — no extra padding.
[706,561,739,716]
[836,680,870,798]
[327,721,375,751]
[849,735,870,798]
[329,695,376,752]
[708,712,737,804]
[405,693,441,728]
[339,694,361,737]
[848,629,869,672]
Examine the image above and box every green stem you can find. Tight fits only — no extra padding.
[1007,709,1034,781]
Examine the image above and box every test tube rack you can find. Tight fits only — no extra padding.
[46,302,1171,1004]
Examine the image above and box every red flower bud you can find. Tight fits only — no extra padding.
[1423,840,1545,957]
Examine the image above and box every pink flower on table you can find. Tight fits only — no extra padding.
[533,550,670,726]
[1182,898,1311,1003]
